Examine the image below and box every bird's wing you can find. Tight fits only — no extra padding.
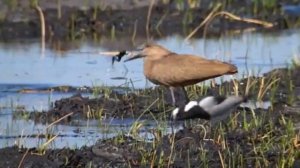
[151,55,236,86]
[172,105,211,120]
[199,96,226,111]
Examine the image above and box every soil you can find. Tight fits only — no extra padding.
[13,65,300,123]
[25,87,172,124]
[2,110,300,167]
[0,0,294,47]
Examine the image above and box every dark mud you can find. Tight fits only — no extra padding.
[0,0,295,45]
[15,65,300,124]
[4,66,300,167]
[2,111,299,168]
[18,86,173,124]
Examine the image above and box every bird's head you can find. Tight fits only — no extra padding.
[124,43,172,62]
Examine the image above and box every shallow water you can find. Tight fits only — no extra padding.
[0,117,136,148]
[0,89,89,111]
[0,29,299,148]
[0,108,177,148]
[1,29,299,88]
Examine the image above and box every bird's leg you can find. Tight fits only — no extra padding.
[167,87,189,107]
[181,86,189,104]
[170,120,175,135]
[169,87,176,106]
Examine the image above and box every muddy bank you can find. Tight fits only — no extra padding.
[2,65,300,167]
[13,65,300,125]
[18,86,173,124]
[0,0,296,43]
[2,109,300,167]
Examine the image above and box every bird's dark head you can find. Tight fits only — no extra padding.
[124,43,172,62]
[112,50,127,65]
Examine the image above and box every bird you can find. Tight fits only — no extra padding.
[171,95,247,122]
[117,43,238,106]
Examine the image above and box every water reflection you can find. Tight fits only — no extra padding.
[0,29,299,88]
[0,113,177,148]
[0,115,128,148]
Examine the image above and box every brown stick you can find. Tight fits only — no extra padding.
[218,150,225,168]
[35,5,45,38]
[132,20,138,45]
[184,4,221,42]
[57,0,61,19]
[17,148,30,168]
[46,112,74,130]
[203,11,274,38]
[146,0,156,41]
[214,11,274,27]
[185,6,274,41]
[34,5,45,56]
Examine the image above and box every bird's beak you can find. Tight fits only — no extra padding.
[124,49,145,62]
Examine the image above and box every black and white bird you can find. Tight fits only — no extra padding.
[171,95,247,122]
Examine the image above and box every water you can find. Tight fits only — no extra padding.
[1,29,299,88]
[0,113,155,148]
[0,29,299,148]
[0,90,89,111]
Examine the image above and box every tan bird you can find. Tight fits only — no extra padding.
[124,43,238,106]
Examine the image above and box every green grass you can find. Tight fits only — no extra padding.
[94,61,299,167]
[1,56,298,167]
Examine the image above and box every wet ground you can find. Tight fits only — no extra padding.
[1,0,298,42]
[1,0,300,167]
[1,65,300,167]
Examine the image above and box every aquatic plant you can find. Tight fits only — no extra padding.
[4,0,17,11]
[57,0,61,19]
[110,25,115,40]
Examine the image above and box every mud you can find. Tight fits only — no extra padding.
[1,112,299,168]
[20,86,173,124]
[13,65,300,124]
[0,0,295,44]
[2,66,299,167]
